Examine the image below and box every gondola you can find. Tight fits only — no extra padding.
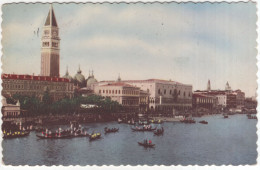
[131,127,156,132]
[36,134,72,139]
[180,119,196,124]
[138,142,155,148]
[154,127,164,136]
[89,133,101,141]
[104,127,119,134]
[71,133,90,138]
[199,120,208,124]
[3,131,30,139]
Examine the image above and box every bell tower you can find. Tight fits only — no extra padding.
[41,5,60,77]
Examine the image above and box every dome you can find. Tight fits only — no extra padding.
[74,66,86,87]
[86,76,97,87]
[62,66,73,82]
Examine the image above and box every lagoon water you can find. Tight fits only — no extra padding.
[2,114,257,165]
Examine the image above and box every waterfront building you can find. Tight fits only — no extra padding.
[94,78,192,113]
[139,90,150,113]
[192,93,217,110]
[215,94,227,108]
[94,82,140,112]
[41,5,60,77]
[1,74,74,101]
[244,97,257,110]
[1,96,21,118]
[233,89,245,109]
[194,80,245,109]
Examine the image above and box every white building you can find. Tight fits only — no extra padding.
[94,79,192,113]
[216,94,227,107]
[2,97,21,117]
[94,82,141,112]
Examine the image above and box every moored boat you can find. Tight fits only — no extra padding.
[199,120,208,124]
[3,130,30,139]
[247,114,257,119]
[180,118,196,124]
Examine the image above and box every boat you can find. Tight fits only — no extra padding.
[89,133,101,141]
[150,119,163,124]
[71,132,90,138]
[199,120,208,124]
[223,114,228,118]
[131,126,156,132]
[138,141,155,148]
[3,130,30,139]
[247,114,257,119]
[36,134,72,139]
[180,118,196,124]
[104,127,119,134]
[154,127,164,136]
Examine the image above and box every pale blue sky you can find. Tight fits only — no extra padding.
[1,2,257,97]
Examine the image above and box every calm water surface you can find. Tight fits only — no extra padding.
[2,114,257,165]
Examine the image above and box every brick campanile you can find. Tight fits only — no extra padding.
[41,5,60,77]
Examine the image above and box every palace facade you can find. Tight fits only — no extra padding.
[2,74,74,101]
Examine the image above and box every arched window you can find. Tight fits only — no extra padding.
[184,92,186,97]
[178,90,180,95]
[158,89,161,94]
[164,89,166,94]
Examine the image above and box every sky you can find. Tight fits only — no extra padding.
[1,2,257,97]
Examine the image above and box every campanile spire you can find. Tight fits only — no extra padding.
[41,4,60,77]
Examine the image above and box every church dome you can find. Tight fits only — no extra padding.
[62,66,73,82]
[86,70,97,87]
[74,66,86,87]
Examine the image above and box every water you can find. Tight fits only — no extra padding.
[2,114,257,165]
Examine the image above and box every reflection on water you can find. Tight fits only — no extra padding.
[2,114,257,165]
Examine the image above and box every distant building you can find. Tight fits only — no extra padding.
[215,94,227,107]
[226,93,236,109]
[1,74,74,101]
[192,93,217,110]
[244,97,257,110]
[94,82,140,112]
[1,96,21,118]
[233,89,245,109]
[194,80,245,109]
